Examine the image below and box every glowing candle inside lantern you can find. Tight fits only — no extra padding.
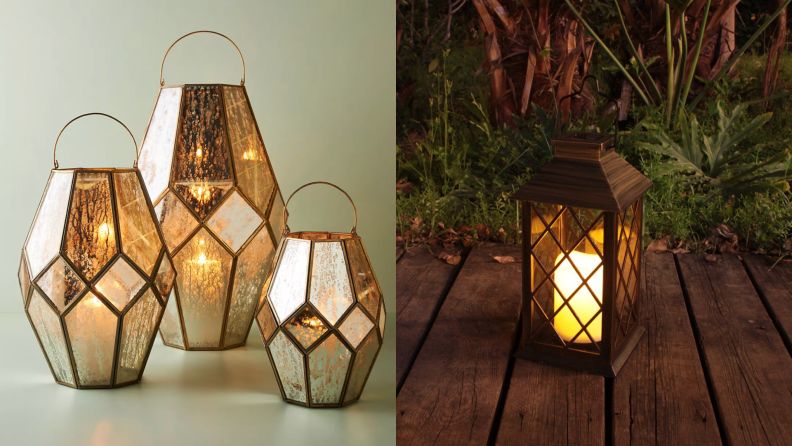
[553,251,603,343]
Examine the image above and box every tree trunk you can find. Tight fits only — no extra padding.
[763,0,787,108]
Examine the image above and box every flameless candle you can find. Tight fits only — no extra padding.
[553,251,603,343]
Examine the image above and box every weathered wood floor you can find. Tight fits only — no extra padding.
[396,243,792,446]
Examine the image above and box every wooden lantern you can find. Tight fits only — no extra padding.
[511,132,652,376]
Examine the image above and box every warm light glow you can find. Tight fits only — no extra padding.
[196,253,207,264]
[88,295,103,307]
[189,184,212,203]
[97,222,110,238]
[553,251,603,343]
[196,147,203,157]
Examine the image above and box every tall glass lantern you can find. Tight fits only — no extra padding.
[19,113,175,388]
[137,31,283,350]
[511,132,652,377]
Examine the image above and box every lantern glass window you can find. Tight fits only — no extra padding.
[66,292,117,386]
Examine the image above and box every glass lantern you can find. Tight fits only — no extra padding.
[19,113,175,388]
[512,132,652,376]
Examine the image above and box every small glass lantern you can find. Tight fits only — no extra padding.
[511,132,652,376]
[255,182,386,407]
[19,113,176,388]
[137,31,283,350]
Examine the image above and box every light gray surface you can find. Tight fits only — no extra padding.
[0,313,395,445]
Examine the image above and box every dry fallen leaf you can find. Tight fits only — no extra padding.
[647,238,669,253]
[437,251,462,265]
[493,255,522,264]
[705,254,719,263]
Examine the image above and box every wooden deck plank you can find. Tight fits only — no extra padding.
[396,245,468,390]
[496,361,604,446]
[397,245,404,262]
[677,254,792,445]
[613,253,721,445]
[743,255,792,351]
[397,244,522,446]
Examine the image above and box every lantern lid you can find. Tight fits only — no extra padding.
[510,131,652,212]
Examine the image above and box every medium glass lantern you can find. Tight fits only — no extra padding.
[137,31,283,350]
[511,132,652,377]
[19,113,176,388]
[255,182,386,407]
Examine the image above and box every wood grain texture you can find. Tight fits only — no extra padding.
[396,246,467,390]
[678,254,792,445]
[496,361,604,446]
[613,253,721,446]
[397,244,521,446]
[743,255,792,350]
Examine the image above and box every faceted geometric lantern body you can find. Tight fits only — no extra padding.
[20,168,175,388]
[257,232,385,407]
[511,132,652,377]
[138,84,282,350]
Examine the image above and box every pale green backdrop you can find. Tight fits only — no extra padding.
[0,1,395,445]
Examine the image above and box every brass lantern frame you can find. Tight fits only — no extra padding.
[511,132,652,377]
[255,183,386,407]
[139,31,285,351]
[20,114,175,388]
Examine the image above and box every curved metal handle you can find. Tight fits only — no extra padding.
[283,182,358,236]
[53,113,138,169]
[160,30,246,86]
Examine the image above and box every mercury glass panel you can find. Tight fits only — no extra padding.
[309,242,354,326]
[27,290,74,385]
[286,307,328,349]
[309,333,351,405]
[138,87,182,202]
[268,192,285,245]
[206,191,263,252]
[65,292,117,386]
[269,330,307,403]
[269,239,311,323]
[159,289,184,348]
[343,332,379,404]
[94,258,146,312]
[224,226,275,346]
[65,172,117,281]
[222,86,275,213]
[36,257,85,313]
[154,191,199,252]
[114,172,162,275]
[378,298,386,339]
[344,239,381,319]
[256,300,277,342]
[173,86,234,219]
[25,171,74,277]
[19,256,31,306]
[339,306,374,349]
[173,229,233,348]
[155,252,176,297]
[116,288,161,384]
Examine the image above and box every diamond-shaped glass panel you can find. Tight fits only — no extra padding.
[378,298,386,339]
[25,171,73,277]
[116,288,162,384]
[269,239,311,324]
[224,226,276,347]
[223,86,276,214]
[173,229,233,348]
[552,251,603,344]
[155,252,176,297]
[36,257,86,313]
[344,239,381,320]
[159,288,185,348]
[530,280,558,343]
[155,191,199,253]
[268,192,286,245]
[339,306,374,349]
[19,255,31,307]
[114,172,162,275]
[65,172,117,281]
[27,289,74,385]
[269,330,307,403]
[561,208,603,253]
[310,241,354,326]
[95,257,145,311]
[257,299,278,343]
[206,191,263,252]
[138,87,182,202]
[343,331,380,404]
[65,292,117,387]
[530,203,561,246]
[286,307,328,349]
[309,333,351,405]
[173,86,234,219]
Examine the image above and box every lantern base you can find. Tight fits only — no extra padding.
[160,336,250,351]
[514,325,645,377]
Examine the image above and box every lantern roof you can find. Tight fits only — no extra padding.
[510,132,652,212]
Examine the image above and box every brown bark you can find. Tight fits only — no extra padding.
[763,0,788,108]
